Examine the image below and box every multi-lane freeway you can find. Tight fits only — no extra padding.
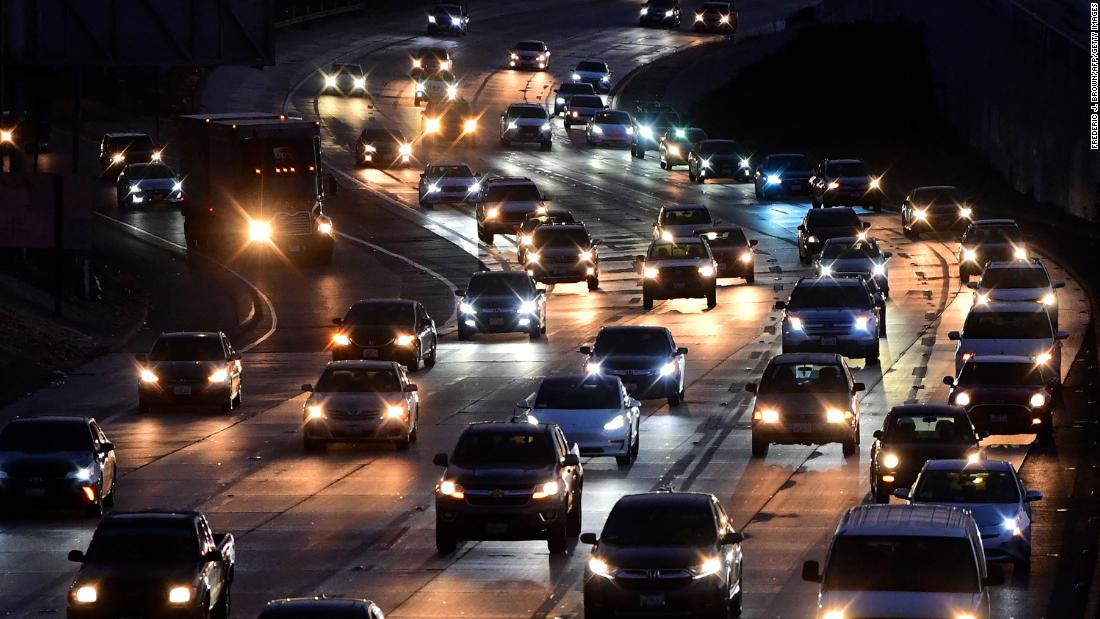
[0,1,1094,618]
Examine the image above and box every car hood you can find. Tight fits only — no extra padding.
[427,176,477,187]
[447,463,556,487]
[529,408,624,433]
[344,325,406,347]
[574,70,608,79]
[0,452,91,479]
[833,174,871,185]
[913,502,1020,529]
[661,223,712,237]
[700,153,741,164]
[534,246,587,258]
[511,117,549,128]
[785,307,870,322]
[818,591,984,618]
[133,178,177,190]
[883,442,977,471]
[753,392,852,413]
[567,104,604,113]
[592,122,630,133]
[148,360,221,380]
[983,288,1046,302]
[466,294,528,311]
[961,339,1052,357]
[822,257,880,273]
[309,392,401,412]
[76,562,199,591]
[807,225,864,241]
[596,544,711,570]
[595,354,668,372]
[490,199,543,214]
[652,258,709,269]
[961,385,1036,405]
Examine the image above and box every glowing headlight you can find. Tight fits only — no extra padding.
[74,586,97,604]
[914,209,927,220]
[386,405,406,419]
[626,126,635,135]
[589,557,615,578]
[171,181,183,193]
[603,415,626,431]
[827,180,840,190]
[527,252,540,264]
[427,183,441,194]
[71,467,93,481]
[324,75,337,88]
[788,316,803,331]
[168,587,192,605]
[820,265,833,277]
[967,452,981,463]
[485,207,500,219]
[439,480,464,498]
[451,16,462,26]
[208,368,228,383]
[882,453,899,469]
[962,248,978,262]
[396,334,416,347]
[415,82,427,94]
[399,143,412,156]
[510,53,518,60]
[698,264,715,277]
[586,362,602,374]
[720,14,730,23]
[872,263,886,277]
[140,369,159,383]
[664,9,674,16]
[659,362,676,376]
[363,144,377,152]
[976,293,989,304]
[540,122,552,131]
[150,150,163,162]
[766,174,781,185]
[580,250,594,261]
[352,77,366,90]
[869,177,881,189]
[536,54,546,62]
[129,183,141,194]
[248,220,273,243]
[661,230,674,241]
[428,14,436,23]
[739,158,751,168]
[1014,247,1028,260]
[0,129,12,143]
[957,614,978,619]
[412,59,423,68]
[1035,351,1053,365]
[446,84,458,100]
[695,13,704,21]
[1029,392,1047,408]
[955,391,971,406]
[532,480,560,499]
[640,7,648,15]
[307,405,324,419]
[463,119,477,133]
[701,158,712,168]
[691,557,722,578]
[112,153,125,163]
[639,126,653,139]
[424,118,441,134]
[332,333,350,346]
[759,409,780,423]
[517,300,537,314]
[960,207,973,218]
[668,145,681,157]
[826,409,847,423]
[1041,292,1056,306]
[468,181,480,193]
[822,611,845,619]
[592,125,604,134]
[739,252,752,263]
[556,97,566,104]
[1003,517,1022,537]
[601,75,610,82]
[644,266,659,279]
[572,73,581,81]
[854,315,870,331]
[459,302,476,314]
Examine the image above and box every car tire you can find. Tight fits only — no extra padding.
[754,186,763,201]
[221,394,234,414]
[745,272,755,284]
[435,522,458,554]
[394,434,412,451]
[541,141,552,151]
[751,436,769,458]
[232,386,243,407]
[567,491,582,536]
[478,228,493,244]
[303,437,325,452]
[842,438,857,457]
[798,246,810,264]
[584,600,604,619]
[137,399,150,414]
[213,589,230,619]
[667,391,681,406]
[811,197,821,208]
[529,323,542,340]
[587,276,599,291]
[865,348,880,364]
[643,293,654,310]
[707,288,717,308]
[688,170,697,182]
[660,160,668,170]
[547,523,568,553]
[564,120,571,129]
[879,314,887,337]
[407,347,421,372]
[873,482,891,504]
[696,174,705,184]
[425,339,438,367]
[457,325,473,341]
[617,426,639,466]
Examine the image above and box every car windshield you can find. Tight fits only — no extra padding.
[149,337,223,361]
[361,129,403,144]
[515,42,545,51]
[914,470,1021,503]
[0,422,92,452]
[571,95,604,108]
[534,377,622,409]
[130,164,175,179]
[821,240,881,260]
[594,329,671,357]
[823,535,979,593]
[645,112,680,127]
[601,502,716,546]
[760,363,848,393]
[533,228,589,248]
[698,229,747,247]
[648,0,677,7]
[343,302,412,326]
[697,141,739,155]
[670,128,707,142]
[108,135,153,151]
[87,525,199,563]
[826,162,867,177]
[451,431,555,466]
[958,361,1046,386]
[315,368,401,393]
[468,274,533,297]
[576,61,607,72]
[787,284,872,309]
[965,226,1022,244]
[595,111,630,124]
[559,83,595,95]
[980,268,1049,289]
[484,184,541,202]
[510,107,548,119]
[911,187,962,205]
[807,209,860,227]
[661,208,711,225]
[648,242,708,260]
[332,64,362,75]
[765,154,810,171]
[428,165,473,178]
[963,311,1051,339]
[884,413,975,443]
[702,2,731,10]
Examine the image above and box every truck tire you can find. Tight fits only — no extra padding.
[457,325,473,341]
[842,438,857,457]
[436,522,457,554]
[213,589,230,619]
[587,276,599,291]
[478,228,493,244]
[547,523,568,553]
[567,491,582,536]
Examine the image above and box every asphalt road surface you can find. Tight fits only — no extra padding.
[0,1,1094,617]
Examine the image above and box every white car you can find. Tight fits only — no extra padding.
[803,504,999,619]
[570,60,611,93]
[414,70,458,106]
[418,162,480,207]
[968,260,1063,330]
[899,459,1042,567]
[301,361,420,452]
[652,203,714,241]
[508,40,550,70]
[816,236,892,296]
[948,301,1068,376]
[514,374,640,465]
[499,103,552,149]
[586,110,634,146]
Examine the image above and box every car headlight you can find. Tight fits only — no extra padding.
[74,585,97,604]
[555,97,566,104]
[976,293,989,304]
[527,252,540,263]
[208,368,228,383]
[412,58,423,68]
[386,404,406,419]
[579,250,594,262]
[140,368,159,383]
[425,118,441,133]
[626,126,635,135]
[468,181,480,193]
[248,220,273,243]
[962,248,977,261]
[788,316,803,331]
[720,14,730,23]
[822,611,845,619]
[739,158,751,168]
[739,252,752,263]
[826,408,849,423]
[532,480,560,499]
[506,121,518,130]
[872,263,886,277]
[517,300,537,314]
[869,177,882,189]
[352,77,366,90]
[1029,392,1047,408]
[540,122,552,131]
[428,14,436,23]
[854,315,870,331]
[668,145,681,157]
[955,391,971,406]
[324,75,337,88]
[70,466,93,482]
[603,415,626,431]
[427,183,441,193]
[415,82,427,94]
[1035,351,1053,365]
[807,235,819,243]
[640,7,648,15]
[700,158,712,169]
[1041,292,1056,306]
[664,9,674,16]
[601,75,610,82]
[332,333,350,346]
[690,557,722,579]
[820,265,833,277]
[757,408,780,423]
[586,362,602,374]
[171,181,184,193]
[960,207,973,218]
[660,229,674,241]
[396,334,416,347]
[446,84,458,100]
[644,266,659,279]
[451,16,462,25]
[399,144,412,156]
[695,13,705,21]
[168,586,192,605]
[572,73,581,81]
[639,126,653,139]
[827,180,840,190]
[510,53,519,60]
[0,129,13,143]
[882,453,900,469]
[766,174,781,185]
[111,153,125,163]
[659,362,676,376]
[459,302,476,315]
[129,183,141,194]
[914,208,927,220]
[463,119,477,133]
[307,405,324,419]
[1003,516,1023,536]
[698,264,715,277]
[1014,247,1028,260]
[439,480,464,498]
[589,556,615,578]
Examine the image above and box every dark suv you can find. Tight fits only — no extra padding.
[433,422,583,553]
[957,219,1026,282]
[330,299,438,370]
[524,223,600,289]
[797,206,869,263]
[776,277,882,361]
[631,105,681,158]
[869,404,980,503]
[456,271,547,340]
[580,325,688,406]
[581,492,745,618]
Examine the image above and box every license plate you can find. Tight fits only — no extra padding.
[361,349,379,359]
[489,317,505,326]
[792,423,812,433]
[25,488,46,497]
[344,424,366,435]
[821,336,837,346]
[639,594,665,608]
[486,522,508,534]
[286,244,302,253]
[990,414,1008,424]
[672,281,686,289]
[173,385,192,396]
[790,183,802,191]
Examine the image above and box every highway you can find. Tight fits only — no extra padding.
[0,1,1093,617]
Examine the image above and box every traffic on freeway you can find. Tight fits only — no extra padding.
[0,1,1094,618]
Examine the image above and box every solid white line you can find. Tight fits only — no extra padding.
[93,212,278,352]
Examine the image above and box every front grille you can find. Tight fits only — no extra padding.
[658,266,701,279]
[6,461,74,480]
[802,321,854,336]
[275,211,312,235]
[613,569,693,590]
[464,486,533,507]
[327,409,380,420]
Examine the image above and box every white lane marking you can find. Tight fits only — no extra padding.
[93,212,278,352]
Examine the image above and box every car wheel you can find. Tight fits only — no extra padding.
[811,197,821,208]
[643,293,654,310]
[303,437,325,452]
[541,141,552,151]
[707,288,717,308]
[547,522,568,553]
[528,322,542,340]
[866,348,880,364]
[879,313,887,337]
[730,574,743,618]
[751,436,769,458]
[667,391,681,406]
[137,399,150,414]
[435,522,458,554]
[425,339,438,367]
[688,170,697,182]
[584,600,604,619]
[457,326,473,341]
[393,433,412,451]
[842,438,857,457]
[564,120,571,129]
[213,589,230,619]
[745,272,755,284]
[221,394,234,413]
[407,347,421,372]
[85,495,104,518]
[232,385,243,407]
[798,246,810,265]
[587,276,599,291]
[754,186,763,201]
[873,482,891,504]
[478,228,493,244]
[567,490,582,536]
[660,160,668,170]
[696,174,706,184]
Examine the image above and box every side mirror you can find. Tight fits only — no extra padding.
[404,384,418,392]
[1025,489,1043,502]
[749,239,759,247]
[676,347,689,356]
[301,383,313,392]
[635,254,645,263]
[578,345,592,355]
[419,173,425,178]
[580,532,598,545]
[433,453,449,467]
[801,560,822,583]
[562,453,581,467]
[202,550,221,563]
[1057,331,1069,340]
[1053,280,1066,289]
[882,251,892,259]
[893,488,911,501]
[947,331,961,341]
[853,382,865,392]
[796,224,805,232]
[628,398,641,408]
[984,564,1006,587]
[68,550,86,563]
[774,301,787,310]
[325,173,338,197]
[872,430,882,439]
[943,376,955,386]
[515,399,531,409]
[965,282,978,290]
[454,288,466,297]
[332,317,343,326]
[100,441,115,453]
[745,383,757,394]
[722,531,744,545]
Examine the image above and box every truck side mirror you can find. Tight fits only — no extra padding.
[1053,280,1066,289]
[749,239,758,247]
[433,453,448,467]
[404,384,418,392]
[562,453,581,467]
[947,331,961,341]
[774,301,787,310]
[966,282,978,290]
[1025,489,1043,502]
[801,560,822,583]
[515,399,531,409]
[580,532,598,544]
[676,347,689,355]
[332,317,343,326]
[722,531,744,545]
[454,288,466,297]
[852,382,865,392]
[872,430,882,439]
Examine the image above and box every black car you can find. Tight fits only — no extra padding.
[631,106,681,157]
[421,98,478,142]
[945,354,1059,440]
[517,207,576,263]
[0,416,117,516]
[356,127,412,168]
[639,0,682,27]
[553,82,597,116]
[902,185,974,238]
[869,404,981,503]
[580,325,689,405]
[524,223,600,289]
[67,511,234,619]
[694,225,756,282]
[581,492,744,618]
[687,139,752,183]
[99,132,158,178]
[410,46,452,77]
[796,206,869,263]
[320,62,367,96]
[693,1,738,33]
[659,127,707,169]
[456,271,547,340]
[331,299,438,370]
[426,2,468,36]
[809,158,884,210]
[137,332,243,413]
[433,422,583,553]
[260,598,386,619]
[957,219,1026,282]
[753,153,813,200]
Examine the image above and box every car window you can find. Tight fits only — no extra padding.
[697,141,739,155]
[128,164,175,179]
[107,135,153,151]
[962,311,1052,339]
[150,337,225,361]
[576,61,607,72]
[884,413,975,443]
[958,361,1046,385]
[532,227,589,248]
[594,110,630,124]
[428,165,473,177]
[515,41,545,51]
[825,162,867,177]
[914,470,1021,503]
[661,208,711,225]
[910,187,962,204]
[361,129,403,143]
[570,95,604,108]
[601,502,717,546]
[823,535,979,593]
[344,302,414,326]
[647,242,708,260]
[467,273,534,296]
[787,283,873,309]
[594,329,672,356]
[760,362,849,394]
[698,229,747,247]
[806,209,860,227]
[964,226,1022,244]
[484,184,541,202]
[87,523,200,563]
[670,128,707,142]
[559,83,596,95]
[534,377,622,409]
[979,267,1049,289]
[315,368,401,393]
[821,240,882,260]
[452,431,556,466]
[0,422,94,452]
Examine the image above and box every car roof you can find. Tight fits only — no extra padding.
[886,404,967,417]
[967,300,1047,314]
[533,222,587,233]
[102,510,200,524]
[837,504,975,538]
[104,132,150,139]
[662,203,708,211]
[426,161,471,169]
[325,360,401,371]
[983,260,1045,271]
[471,270,533,281]
[466,421,552,434]
[539,374,622,389]
[652,236,706,246]
[415,47,450,56]
[765,152,807,159]
[598,325,669,335]
[911,185,959,192]
[806,206,858,218]
[517,39,546,45]
[484,175,537,186]
[612,492,715,511]
[698,139,738,146]
[8,415,90,426]
[507,103,545,110]
[794,277,866,288]
[970,218,1018,227]
[964,354,1037,364]
[922,458,1015,472]
[158,331,222,339]
[769,352,844,365]
[351,298,415,307]
[825,158,865,165]
[820,236,866,246]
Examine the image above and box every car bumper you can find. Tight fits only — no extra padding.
[762,179,810,194]
[436,497,567,540]
[602,371,679,399]
[421,189,478,204]
[694,20,736,31]
[461,312,540,333]
[640,15,678,25]
[527,262,596,283]
[873,466,920,494]
[910,214,971,231]
[753,420,857,445]
[662,151,688,165]
[964,404,1050,434]
[502,128,552,143]
[979,528,1031,562]
[129,193,183,205]
[68,604,207,619]
[569,430,631,457]
[590,133,631,145]
[644,279,715,299]
[783,331,878,356]
[304,417,411,442]
[510,58,546,69]
[699,166,751,181]
[585,575,729,616]
[823,188,883,205]
[359,152,412,167]
[0,479,98,508]
[139,382,232,405]
[713,258,754,278]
